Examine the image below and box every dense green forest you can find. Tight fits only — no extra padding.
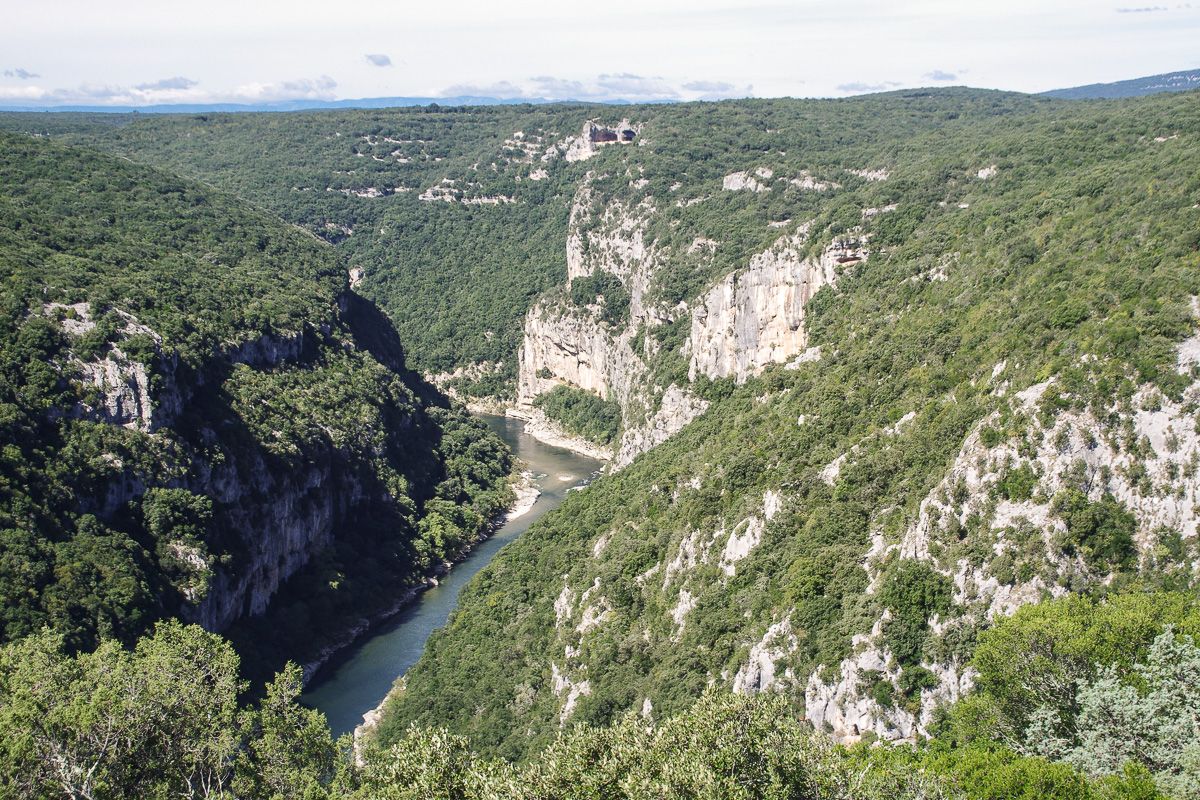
[533,385,623,446]
[2,85,1200,798]
[0,90,1130,397]
[0,132,511,681]
[367,85,1200,789]
[0,106,594,389]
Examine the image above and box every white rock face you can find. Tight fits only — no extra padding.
[847,167,890,182]
[687,234,858,383]
[550,662,591,722]
[517,175,708,467]
[733,616,800,694]
[77,352,159,430]
[563,119,638,163]
[722,170,771,192]
[565,173,662,321]
[518,300,631,405]
[789,171,839,191]
[809,327,1200,746]
[615,385,709,467]
[671,588,696,629]
[42,304,183,431]
[719,517,766,576]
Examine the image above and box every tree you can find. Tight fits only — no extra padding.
[0,621,241,799]
[234,664,342,800]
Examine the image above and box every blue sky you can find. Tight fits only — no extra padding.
[2,0,1198,106]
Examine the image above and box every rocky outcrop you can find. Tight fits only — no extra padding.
[722,168,773,193]
[518,299,633,406]
[516,161,861,465]
[187,453,355,630]
[76,351,165,430]
[804,327,1200,745]
[562,119,638,163]
[515,177,707,467]
[614,385,709,468]
[49,291,446,637]
[686,235,860,383]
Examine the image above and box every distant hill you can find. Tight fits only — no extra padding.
[1041,68,1200,99]
[0,94,675,114]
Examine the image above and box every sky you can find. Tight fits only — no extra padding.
[1,0,1198,106]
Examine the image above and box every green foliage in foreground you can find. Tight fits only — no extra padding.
[532,384,623,446]
[0,621,1159,800]
[0,622,342,800]
[941,590,1200,797]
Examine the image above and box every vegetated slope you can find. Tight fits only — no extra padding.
[0,106,598,393]
[1041,68,1200,99]
[375,88,1200,764]
[0,132,512,678]
[0,92,1073,400]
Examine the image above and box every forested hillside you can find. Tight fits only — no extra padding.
[2,86,1200,798]
[0,91,1088,398]
[362,86,1200,791]
[0,106,595,392]
[0,132,511,679]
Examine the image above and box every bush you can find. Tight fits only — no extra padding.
[533,385,622,445]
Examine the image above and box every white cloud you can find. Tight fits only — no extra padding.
[232,75,337,102]
[364,53,392,67]
[436,74,746,102]
[924,69,958,81]
[0,73,337,106]
[594,72,678,99]
[134,76,198,91]
[836,81,903,94]
[2,1,1199,103]
[3,67,39,80]
[0,85,47,100]
[681,80,734,92]
[439,80,527,99]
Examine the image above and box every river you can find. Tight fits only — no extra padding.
[301,413,603,737]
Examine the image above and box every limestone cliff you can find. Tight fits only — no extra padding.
[55,291,459,637]
[515,170,709,466]
[513,161,858,466]
[787,328,1200,745]
[686,235,861,383]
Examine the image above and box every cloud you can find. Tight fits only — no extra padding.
[529,75,589,98]
[1115,5,1167,10]
[3,68,40,80]
[439,80,528,99]
[680,80,754,100]
[595,72,678,99]
[232,75,338,102]
[0,73,340,107]
[134,76,198,91]
[836,81,902,94]
[365,53,392,67]
[0,85,48,100]
[436,74,752,102]
[924,69,957,81]
[682,80,735,92]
